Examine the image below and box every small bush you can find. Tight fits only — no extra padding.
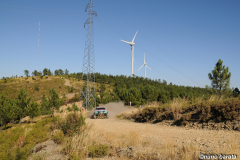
[72,103,79,112]
[88,144,109,158]
[59,86,61,88]
[68,86,75,93]
[60,109,63,113]
[67,106,73,112]
[51,130,64,144]
[35,85,39,91]
[55,112,86,136]
[45,77,48,79]
[32,77,36,80]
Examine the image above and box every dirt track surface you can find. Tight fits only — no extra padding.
[85,103,240,157]
[88,102,135,118]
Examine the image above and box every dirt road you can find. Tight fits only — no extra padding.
[85,102,240,158]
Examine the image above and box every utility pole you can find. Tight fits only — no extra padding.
[80,0,97,111]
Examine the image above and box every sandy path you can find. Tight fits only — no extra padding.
[61,79,75,99]
[85,103,240,156]
[64,79,71,86]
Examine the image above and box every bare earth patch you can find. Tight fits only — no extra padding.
[83,102,240,159]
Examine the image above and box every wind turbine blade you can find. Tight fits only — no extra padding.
[138,64,144,71]
[146,66,151,70]
[132,30,138,43]
[120,39,132,45]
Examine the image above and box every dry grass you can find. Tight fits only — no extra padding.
[70,123,240,160]
[169,97,188,112]
[0,76,68,101]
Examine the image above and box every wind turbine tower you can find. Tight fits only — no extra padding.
[120,31,138,77]
[80,0,97,110]
[138,53,151,78]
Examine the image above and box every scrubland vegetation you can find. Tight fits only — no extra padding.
[118,95,240,125]
[0,59,239,159]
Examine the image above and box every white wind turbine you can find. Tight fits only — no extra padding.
[138,53,151,78]
[120,31,138,77]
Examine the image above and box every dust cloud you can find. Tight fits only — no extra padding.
[88,101,134,118]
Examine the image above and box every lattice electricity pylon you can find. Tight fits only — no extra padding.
[80,0,97,111]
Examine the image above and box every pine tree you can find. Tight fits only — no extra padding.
[27,101,40,123]
[16,88,31,123]
[0,94,5,132]
[2,98,17,128]
[208,59,231,97]
[48,88,62,117]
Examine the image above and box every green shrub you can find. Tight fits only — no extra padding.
[68,86,75,93]
[60,109,63,113]
[35,85,39,91]
[88,144,109,158]
[45,77,48,79]
[59,86,61,88]
[32,77,36,80]
[51,130,64,144]
[55,112,86,136]
[72,103,79,112]
[67,106,73,112]
[0,118,52,160]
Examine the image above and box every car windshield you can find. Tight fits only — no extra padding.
[95,108,106,110]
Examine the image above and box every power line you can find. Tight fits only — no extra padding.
[94,33,181,85]
[0,25,81,29]
[0,9,86,16]
[97,1,205,86]
[0,3,84,13]
[95,17,204,87]
[37,20,40,72]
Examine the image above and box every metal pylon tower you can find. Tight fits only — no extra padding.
[80,0,97,110]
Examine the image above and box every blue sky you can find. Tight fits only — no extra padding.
[0,0,239,89]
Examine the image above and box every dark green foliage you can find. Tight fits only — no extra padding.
[68,72,217,105]
[88,144,109,158]
[233,87,240,97]
[48,88,63,117]
[43,68,48,76]
[66,106,73,112]
[208,59,231,96]
[141,85,158,102]
[68,86,75,93]
[47,69,51,76]
[0,96,18,128]
[40,94,51,115]
[24,70,29,77]
[53,112,86,136]
[72,103,79,112]
[64,69,69,75]
[16,89,31,124]
[32,70,38,77]
[0,118,52,160]
[27,101,40,122]
[34,85,39,91]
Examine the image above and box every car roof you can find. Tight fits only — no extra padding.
[96,107,107,109]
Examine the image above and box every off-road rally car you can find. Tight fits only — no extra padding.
[93,107,108,119]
